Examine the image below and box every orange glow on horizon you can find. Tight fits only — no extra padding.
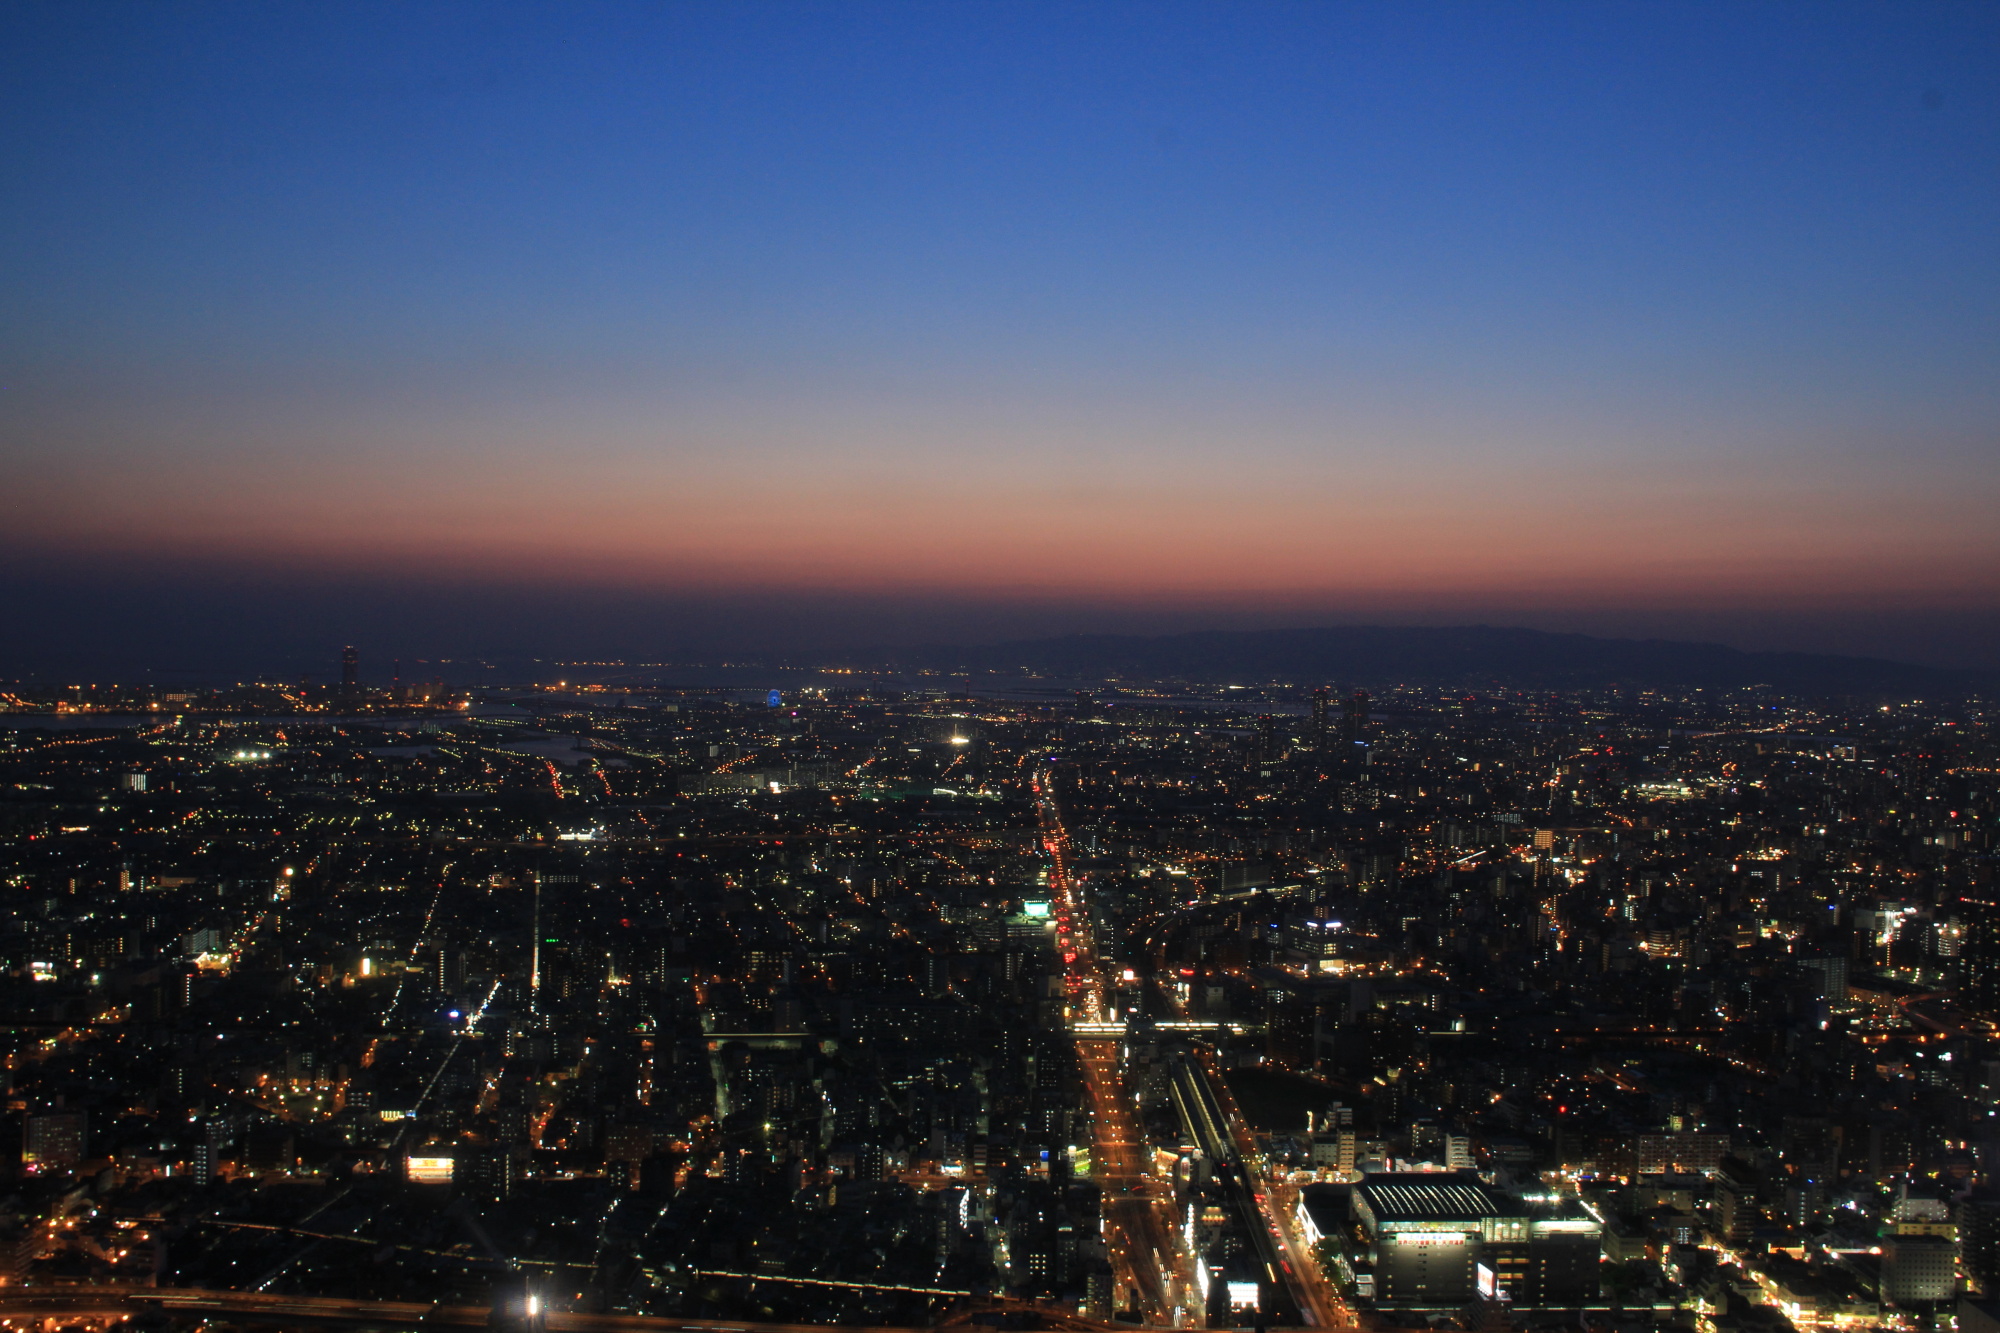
[9,434,1997,611]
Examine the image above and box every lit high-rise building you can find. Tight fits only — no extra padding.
[1960,892,2000,1015]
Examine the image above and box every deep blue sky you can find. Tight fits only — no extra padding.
[3,2,1998,674]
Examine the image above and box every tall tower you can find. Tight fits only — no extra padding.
[340,645,360,693]
[1256,714,1282,763]
[529,871,543,1014]
[1311,687,1332,751]
[1343,690,1369,746]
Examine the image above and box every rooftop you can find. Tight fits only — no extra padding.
[1356,1174,1503,1222]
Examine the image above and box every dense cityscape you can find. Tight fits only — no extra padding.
[1,653,1995,1333]
[8,2,1998,1333]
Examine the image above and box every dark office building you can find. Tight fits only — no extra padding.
[22,1112,85,1173]
[457,1147,517,1201]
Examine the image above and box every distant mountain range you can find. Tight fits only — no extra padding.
[888,625,1992,696]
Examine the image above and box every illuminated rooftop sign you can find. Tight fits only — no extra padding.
[405,1155,454,1184]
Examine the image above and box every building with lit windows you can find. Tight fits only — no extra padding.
[1960,893,2000,1016]
[1352,1175,1601,1310]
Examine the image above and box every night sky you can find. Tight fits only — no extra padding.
[4,2,1998,676]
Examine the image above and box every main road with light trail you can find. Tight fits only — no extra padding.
[1031,766,1199,1326]
[1030,766,1353,1331]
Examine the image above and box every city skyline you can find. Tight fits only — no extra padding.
[5,11,2000,1327]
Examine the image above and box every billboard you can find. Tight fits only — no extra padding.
[406,1155,454,1185]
